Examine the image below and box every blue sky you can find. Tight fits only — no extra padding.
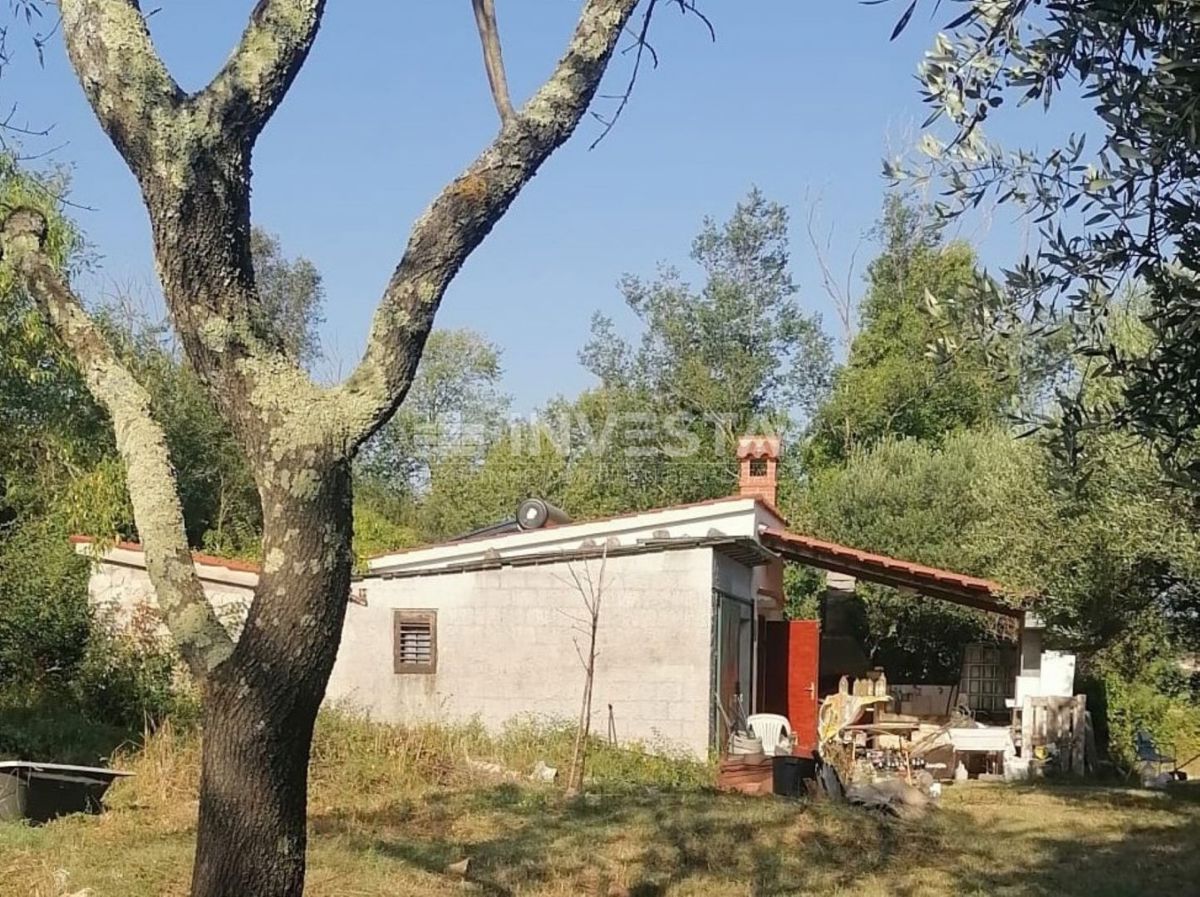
[4,1,1080,411]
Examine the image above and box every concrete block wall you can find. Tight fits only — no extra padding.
[328,547,719,757]
[88,562,253,639]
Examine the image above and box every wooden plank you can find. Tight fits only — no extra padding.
[1021,697,1034,760]
[1071,695,1087,776]
[1084,711,1097,772]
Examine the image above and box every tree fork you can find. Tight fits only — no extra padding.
[42,2,649,895]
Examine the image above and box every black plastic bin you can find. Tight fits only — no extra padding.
[0,762,131,824]
[772,755,818,797]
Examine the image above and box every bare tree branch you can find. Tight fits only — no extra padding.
[804,195,861,347]
[561,547,607,795]
[0,208,235,679]
[197,0,326,143]
[470,0,515,126]
[339,0,642,447]
[589,0,713,149]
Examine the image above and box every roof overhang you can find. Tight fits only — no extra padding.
[368,495,785,575]
[759,527,1022,619]
[365,535,772,581]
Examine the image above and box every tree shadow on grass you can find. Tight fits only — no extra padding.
[311,782,1200,897]
[313,785,908,896]
[893,784,1200,897]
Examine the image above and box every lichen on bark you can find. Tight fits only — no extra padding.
[0,207,234,677]
[35,2,651,894]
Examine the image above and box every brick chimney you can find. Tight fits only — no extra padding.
[736,435,781,506]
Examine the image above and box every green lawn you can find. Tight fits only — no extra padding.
[2,719,1197,896]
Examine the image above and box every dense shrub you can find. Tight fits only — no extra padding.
[0,692,132,765]
[1100,669,1200,774]
[0,517,92,688]
[73,624,195,733]
[0,519,192,762]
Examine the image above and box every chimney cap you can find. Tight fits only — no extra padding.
[736,435,781,460]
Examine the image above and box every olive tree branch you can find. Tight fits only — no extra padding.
[196,0,326,144]
[338,0,642,447]
[0,208,235,679]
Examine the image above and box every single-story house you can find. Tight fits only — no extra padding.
[76,438,1045,759]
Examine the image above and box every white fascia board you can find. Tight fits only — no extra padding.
[369,497,765,575]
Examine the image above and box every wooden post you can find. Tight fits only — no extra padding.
[1071,695,1087,776]
[1021,697,1034,761]
[1084,711,1097,773]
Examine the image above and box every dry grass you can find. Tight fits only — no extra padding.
[2,714,1198,897]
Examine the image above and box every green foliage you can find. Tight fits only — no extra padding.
[582,188,831,425]
[0,515,91,688]
[359,328,510,498]
[0,160,199,760]
[982,432,1200,652]
[250,227,325,369]
[411,188,836,528]
[546,386,739,517]
[794,430,1028,679]
[0,165,111,534]
[416,424,569,540]
[1099,660,1200,774]
[0,696,132,766]
[798,429,1037,575]
[352,482,420,567]
[73,621,194,734]
[783,564,823,621]
[893,0,1200,487]
[0,519,190,762]
[806,196,1022,469]
[0,159,79,291]
[799,419,1200,646]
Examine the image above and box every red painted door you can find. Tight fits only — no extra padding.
[758,620,821,756]
[786,620,821,756]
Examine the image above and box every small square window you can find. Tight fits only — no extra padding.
[393,610,437,674]
[749,458,768,477]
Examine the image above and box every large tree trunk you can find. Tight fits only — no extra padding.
[41,5,645,896]
[191,461,354,897]
[190,676,315,897]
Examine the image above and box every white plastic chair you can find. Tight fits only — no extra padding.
[747,713,794,757]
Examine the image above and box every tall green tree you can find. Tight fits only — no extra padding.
[571,190,832,512]
[359,328,509,496]
[806,195,1026,469]
[250,228,325,370]
[583,188,832,430]
[889,0,1200,487]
